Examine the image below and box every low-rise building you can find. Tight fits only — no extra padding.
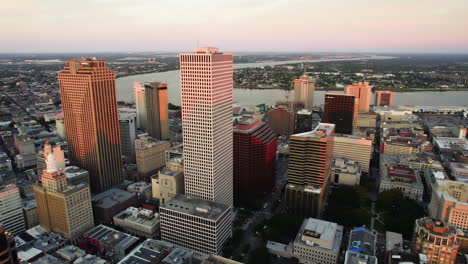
[433,137,468,154]
[330,158,361,186]
[165,144,183,163]
[345,227,378,264]
[74,254,109,264]
[118,239,173,264]
[166,157,184,172]
[127,181,152,200]
[92,188,139,224]
[63,166,90,186]
[448,162,468,182]
[413,218,461,264]
[113,207,160,239]
[23,198,39,229]
[135,136,170,180]
[379,165,424,201]
[152,168,185,204]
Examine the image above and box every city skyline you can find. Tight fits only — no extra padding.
[2,0,468,53]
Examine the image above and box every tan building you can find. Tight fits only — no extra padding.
[293,74,315,111]
[166,157,184,172]
[332,134,372,173]
[355,112,377,128]
[267,106,295,136]
[429,180,468,234]
[152,168,184,204]
[330,158,361,186]
[135,136,170,177]
[413,218,460,264]
[34,150,94,240]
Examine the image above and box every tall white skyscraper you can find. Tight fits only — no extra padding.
[180,47,233,206]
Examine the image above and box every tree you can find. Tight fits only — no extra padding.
[247,246,271,264]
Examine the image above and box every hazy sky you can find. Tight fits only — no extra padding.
[2,0,468,53]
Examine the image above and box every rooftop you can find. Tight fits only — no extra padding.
[160,194,230,221]
[345,251,378,264]
[295,218,343,252]
[63,166,88,178]
[293,123,335,139]
[332,158,361,174]
[415,218,460,238]
[162,248,193,264]
[159,168,182,177]
[84,225,139,250]
[347,227,377,256]
[434,137,468,151]
[93,188,135,209]
[114,207,159,228]
[118,239,173,264]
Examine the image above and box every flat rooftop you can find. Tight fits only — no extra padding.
[295,218,343,252]
[160,194,230,221]
[293,123,335,139]
[160,168,182,177]
[84,224,139,250]
[348,227,376,256]
[93,188,135,209]
[434,137,468,151]
[118,239,173,264]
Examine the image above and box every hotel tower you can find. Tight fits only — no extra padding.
[179,47,233,206]
[58,59,123,193]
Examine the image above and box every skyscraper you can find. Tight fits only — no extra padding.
[0,185,25,235]
[58,59,123,193]
[375,90,394,106]
[233,119,277,200]
[34,149,94,239]
[293,74,315,111]
[134,82,170,140]
[285,123,335,218]
[180,47,233,206]
[345,82,372,112]
[0,224,19,264]
[36,140,65,179]
[267,106,295,136]
[119,113,136,163]
[323,94,356,134]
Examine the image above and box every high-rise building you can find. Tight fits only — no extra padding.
[413,218,460,264]
[34,149,94,239]
[332,134,372,173]
[345,82,372,112]
[134,82,170,140]
[0,224,19,264]
[286,123,335,218]
[36,140,65,179]
[294,109,313,134]
[375,91,394,107]
[323,94,356,134]
[267,106,295,136]
[159,194,231,260]
[58,59,123,193]
[119,113,136,163]
[0,185,26,235]
[233,119,277,199]
[135,136,170,180]
[180,47,233,206]
[293,74,315,111]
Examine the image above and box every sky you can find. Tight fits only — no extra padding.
[1,0,468,53]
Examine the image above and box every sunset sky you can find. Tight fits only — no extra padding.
[2,0,468,53]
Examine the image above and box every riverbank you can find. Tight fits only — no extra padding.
[234,86,468,92]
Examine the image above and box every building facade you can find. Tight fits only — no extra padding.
[34,152,94,239]
[379,165,424,201]
[152,168,185,205]
[295,109,313,134]
[323,94,356,134]
[119,113,136,163]
[286,123,335,218]
[159,195,231,260]
[330,158,361,186]
[267,107,295,136]
[345,82,372,112]
[293,74,315,111]
[413,218,460,264]
[233,120,277,199]
[332,134,372,173]
[0,224,18,264]
[180,47,233,206]
[113,207,160,239]
[135,136,170,178]
[36,141,65,179]
[375,91,394,107]
[0,185,25,235]
[58,59,123,193]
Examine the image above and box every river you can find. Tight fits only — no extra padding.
[116,56,468,106]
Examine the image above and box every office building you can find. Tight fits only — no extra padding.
[0,224,19,264]
[292,218,343,264]
[345,82,372,112]
[79,225,139,263]
[58,59,123,193]
[267,106,295,136]
[448,162,468,182]
[332,134,372,173]
[55,118,65,140]
[14,135,37,170]
[165,144,183,162]
[135,136,170,179]
[119,239,172,264]
[293,74,315,111]
[166,157,184,172]
[0,185,26,235]
[375,91,394,107]
[119,113,136,163]
[331,158,361,186]
[233,120,277,199]
[152,168,185,204]
[113,207,160,238]
[92,188,138,224]
[294,109,313,134]
[160,194,231,260]
[429,180,468,233]
[286,123,335,218]
[134,82,170,140]
[36,141,65,179]
[379,165,424,201]
[413,218,460,264]
[23,199,39,229]
[345,227,378,264]
[323,94,356,134]
[180,47,233,206]
[34,151,94,239]
[63,166,90,186]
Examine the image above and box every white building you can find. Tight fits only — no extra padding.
[180,47,233,207]
[0,184,26,234]
[113,207,160,238]
[331,158,361,186]
[379,165,424,201]
[160,194,231,260]
[332,134,372,173]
